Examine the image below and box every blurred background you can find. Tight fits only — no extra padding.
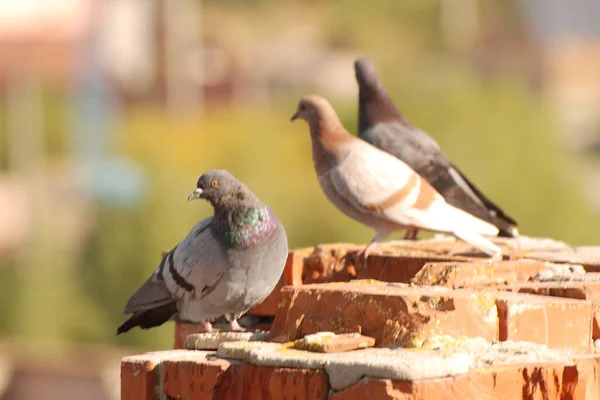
[0,0,599,398]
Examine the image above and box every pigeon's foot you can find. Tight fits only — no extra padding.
[354,244,373,270]
[228,319,247,332]
[403,229,419,240]
[200,321,218,333]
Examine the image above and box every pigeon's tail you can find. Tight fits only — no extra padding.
[118,270,177,334]
[497,225,519,238]
[117,302,177,335]
[445,165,519,238]
[453,230,502,259]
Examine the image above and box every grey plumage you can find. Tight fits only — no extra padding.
[117,170,288,334]
[355,58,518,237]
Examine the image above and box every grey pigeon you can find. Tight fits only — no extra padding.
[291,95,502,259]
[354,58,518,239]
[117,170,288,334]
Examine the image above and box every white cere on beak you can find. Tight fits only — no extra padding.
[187,188,203,201]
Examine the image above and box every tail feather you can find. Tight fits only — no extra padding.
[453,230,502,259]
[123,275,173,314]
[498,226,519,238]
[117,302,177,335]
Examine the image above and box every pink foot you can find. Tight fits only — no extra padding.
[200,321,218,333]
[354,243,374,269]
[228,319,246,332]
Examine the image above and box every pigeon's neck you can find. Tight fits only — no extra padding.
[359,85,406,133]
[308,117,350,173]
[211,205,277,249]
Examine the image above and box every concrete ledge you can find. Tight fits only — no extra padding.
[121,338,595,399]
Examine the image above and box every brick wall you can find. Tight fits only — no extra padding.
[122,237,600,400]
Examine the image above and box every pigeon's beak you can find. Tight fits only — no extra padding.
[187,188,203,201]
[290,111,299,122]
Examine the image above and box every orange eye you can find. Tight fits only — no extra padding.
[211,180,219,188]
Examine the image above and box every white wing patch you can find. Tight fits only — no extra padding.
[330,140,416,208]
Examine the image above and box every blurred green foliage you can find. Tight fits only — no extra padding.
[0,0,598,351]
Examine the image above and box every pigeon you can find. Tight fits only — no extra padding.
[117,170,289,334]
[354,58,517,239]
[291,95,502,259]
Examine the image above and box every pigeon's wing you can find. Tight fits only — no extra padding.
[364,123,517,235]
[327,140,426,226]
[329,141,499,238]
[164,217,230,301]
[122,217,228,314]
[362,122,445,172]
[122,273,173,314]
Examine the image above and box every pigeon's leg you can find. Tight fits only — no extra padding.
[355,232,386,269]
[403,229,419,240]
[200,321,217,333]
[228,319,247,332]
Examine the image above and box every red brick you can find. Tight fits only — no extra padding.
[217,365,329,400]
[161,354,233,399]
[411,260,546,288]
[573,355,600,399]
[122,349,329,400]
[330,378,407,399]
[268,282,499,346]
[285,248,313,286]
[121,358,159,400]
[302,244,473,284]
[331,362,589,400]
[518,246,600,271]
[495,291,593,352]
[494,280,600,339]
[122,351,600,400]
[121,350,190,400]
[355,254,470,283]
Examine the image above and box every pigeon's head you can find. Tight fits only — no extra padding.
[354,58,380,90]
[188,169,251,206]
[290,95,340,133]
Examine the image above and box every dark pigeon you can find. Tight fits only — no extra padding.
[354,57,518,238]
[117,170,289,334]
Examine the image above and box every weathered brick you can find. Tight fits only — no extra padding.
[161,353,233,399]
[411,260,546,288]
[121,358,159,400]
[217,365,329,400]
[496,291,593,352]
[121,350,190,400]
[122,348,600,400]
[302,244,473,284]
[122,349,329,400]
[494,280,600,339]
[573,355,600,399]
[285,248,313,286]
[329,378,407,400]
[269,282,499,346]
[331,362,589,400]
[355,254,469,283]
[519,246,600,271]
[268,282,593,352]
